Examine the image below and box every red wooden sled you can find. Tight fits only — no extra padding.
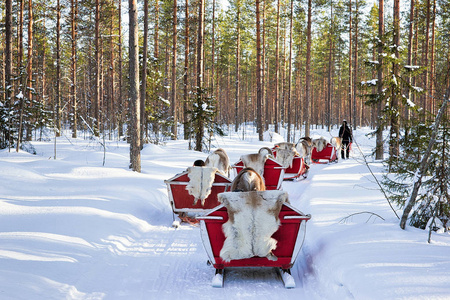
[197,202,311,288]
[311,143,338,164]
[272,148,309,180]
[232,157,285,190]
[164,171,232,224]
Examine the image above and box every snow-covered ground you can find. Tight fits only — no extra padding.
[0,126,449,300]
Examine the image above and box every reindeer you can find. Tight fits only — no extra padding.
[205,148,231,177]
[295,137,312,165]
[230,168,266,192]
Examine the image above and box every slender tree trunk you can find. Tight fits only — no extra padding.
[376,0,384,160]
[327,0,334,131]
[71,0,78,138]
[305,0,312,137]
[118,0,124,137]
[195,0,205,151]
[390,0,400,159]
[287,0,293,142]
[109,3,115,140]
[406,0,414,125]
[354,0,359,128]
[274,0,280,133]
[171,0,178,139]
[23,0,33,142]
[141,0,149,144]
[422,0,431,120]
[235,1,241,132]
[430,0,436,114]
[94,0,100,135]
[263,0,268,131]
[56,0,61,137]
[183,0,190,139]
[5,0,13,148]
[256,0,263,141]
[129,0,141,172]
[348,0,353,128]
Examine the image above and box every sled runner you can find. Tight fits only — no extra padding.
[311,143,338,164]
[232,157,285,190]
[272,148,309,180]
[164,169,232,225]
[197,190,311,288]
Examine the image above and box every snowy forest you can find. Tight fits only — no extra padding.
[1,0,450,297]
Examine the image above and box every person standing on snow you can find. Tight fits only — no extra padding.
[339,120,353,159]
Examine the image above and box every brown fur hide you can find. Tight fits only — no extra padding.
[240,153,268,176]
[230,168,266,192]
[205,148,231,177]
[312,137,328,152]
[218,190,288,262]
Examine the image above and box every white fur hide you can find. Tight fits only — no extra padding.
[218,190,288,262]
[186,167,218,206]
[296,140,311,164]
[241,153,268,176]
[275,148,296,168]
[205,153,229,177]
[312,138,327,152]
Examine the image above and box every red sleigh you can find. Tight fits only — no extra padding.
[232,157,285,190]
[197,201,311,288]
[272,148,309,180]
[164,171,232,225]
[311,143,338,164]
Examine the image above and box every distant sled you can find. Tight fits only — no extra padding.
[311,143,338,164]
[164,170,232,225]
[197,191,311,288]
[272,148,309,180]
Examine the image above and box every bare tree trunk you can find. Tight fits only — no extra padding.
[56,0,62,137]
[171,0,178,139]
[353,0,359,128]
[405,0,414,125]
[235,1,241,132]
[286,0,293,142]
[183,0,190,139]
[327,0,334,131]
[109,2,114,140]
[274,0,280,133]
[71,0,78,138]
[141,0,149,144]
[5,0,13,148]
[400,86,450,229]
[305,0,312,137]
[430,0,436,114]
[256,0,263,141]
[94,0,100,135]
[348,0,353,129]
[376,0,384,160]
[118,0,124,137]
[129,0,141,172]
[390,0,400,159]
[195,0,205,151]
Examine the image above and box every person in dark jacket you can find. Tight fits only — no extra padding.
[339,120,353,159]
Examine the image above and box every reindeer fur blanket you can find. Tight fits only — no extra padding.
[240,153,268,176]
[218,190,288,262]
[186,166,218,206]
[275,148,297,168]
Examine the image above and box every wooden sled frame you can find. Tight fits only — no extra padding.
[197,203,311,288]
